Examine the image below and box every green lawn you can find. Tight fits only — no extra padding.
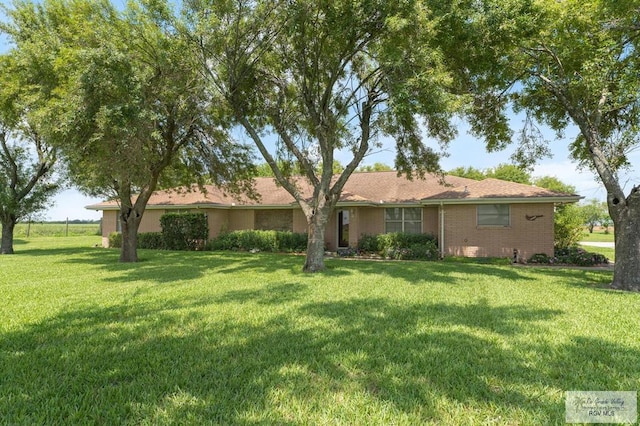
[13,222,101,238]
[1,237,639,425]
[580,229,615,243]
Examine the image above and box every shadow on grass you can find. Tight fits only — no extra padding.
[516,265,615,291]
[52,249,307,284]
[3,291,637,424]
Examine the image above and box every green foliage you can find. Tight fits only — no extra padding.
[357,234,381,253]
[531,176,584,248]
[528,247,609,267]
[160,213,208,251]
[0,53,60,254]
[187,0,465,271]
[137,232,165,250]
[358,233,438,260]
[554,204,586,249]
[487,164,531,184]
[356,163,393,173]
[579,199,610,233]
[108,232,122,248]
[532,176,576,194]
[554,247,609,267]
[4,0,256,261]
[527,253,551,264]
[209,230,307,253]
[447,163,531,184]
[447,166,486,181]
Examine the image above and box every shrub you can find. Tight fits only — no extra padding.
[208,230,307,252]
[137,232,165,250]
[358,233,438,261]
[527,247,608,266]
[554,246,609,266]
[108,232,122,248]
[528,253,551,264]
[357,234,380,253]
[554,204,585,248]
[275,231,308,252]
[160,213,208,251]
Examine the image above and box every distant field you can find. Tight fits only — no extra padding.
[13,222,101,238]
[580,229,615,243]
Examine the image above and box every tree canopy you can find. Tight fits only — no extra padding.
[186,0,467,271]
[4,0,255,261]
[441,0,640,290]
[0,48,60,254]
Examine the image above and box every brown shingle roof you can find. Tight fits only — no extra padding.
[86,172,580,210]
[422,178,579,202]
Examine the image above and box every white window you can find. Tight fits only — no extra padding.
[385,207,422,234]
[477,204,510,226]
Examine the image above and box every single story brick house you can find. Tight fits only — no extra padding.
[87,171,581,259]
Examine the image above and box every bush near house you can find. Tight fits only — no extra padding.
[108,231,165,249]
[358,233,439,260]
[108,231,122,248]
[137,232,165,250]
[108,213,208,251]
[208,230,308,253]
[528,246,609,266]
[161,213,208,251]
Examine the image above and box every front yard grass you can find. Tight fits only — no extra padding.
[1,237,638,425]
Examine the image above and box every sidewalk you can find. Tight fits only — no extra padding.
[579,241,615,248]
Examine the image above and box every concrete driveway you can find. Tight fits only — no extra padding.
[579,241,615,248]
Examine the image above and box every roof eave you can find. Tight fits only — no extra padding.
[421,195,583,205]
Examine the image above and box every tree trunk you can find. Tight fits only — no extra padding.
[610,197,640,291]
[1,217,16,254]
[303,207,331,272]
[119,208,143,263]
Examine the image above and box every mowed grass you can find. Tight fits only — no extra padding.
[13,222,101,238]
[580,229,615,243]
[1,237,639,425]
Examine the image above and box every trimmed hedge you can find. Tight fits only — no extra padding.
[208,230,307,252]
[160,213,208,251]
[138,232,165,250]
[107,232,165,249]
[358,232,439,260]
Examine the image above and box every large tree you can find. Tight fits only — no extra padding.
[5,0,254,262]
[186,0,461,272]
[441,0,640,291]
[0,53,59,254]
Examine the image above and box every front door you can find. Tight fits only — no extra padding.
[338,210,349,248]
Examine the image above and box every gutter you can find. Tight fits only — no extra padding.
[422,196,583,206]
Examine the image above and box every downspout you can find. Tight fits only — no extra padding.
[440,202,445,259]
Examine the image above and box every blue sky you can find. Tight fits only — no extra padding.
[1,2,637,221]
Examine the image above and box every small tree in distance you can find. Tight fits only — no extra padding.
[580,199,610,233]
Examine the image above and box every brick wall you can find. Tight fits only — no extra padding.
[442,203,555,259]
